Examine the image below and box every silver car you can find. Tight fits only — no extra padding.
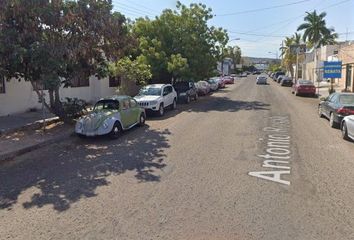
[341,115,354,141]
[256,75,267,85]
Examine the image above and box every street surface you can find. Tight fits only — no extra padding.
[1,75,354,240]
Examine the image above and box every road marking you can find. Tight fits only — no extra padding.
[249,116,292,185]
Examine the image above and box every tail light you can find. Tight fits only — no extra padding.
[337,107,354,115]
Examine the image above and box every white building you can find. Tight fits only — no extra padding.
[0,76,120,116]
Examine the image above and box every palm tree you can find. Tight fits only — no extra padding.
[297,10,334,48]
[297,11,337,82]
[279,33,303,78]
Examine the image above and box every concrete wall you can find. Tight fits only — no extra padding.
[0,76,116,116]
[338,43,354,92]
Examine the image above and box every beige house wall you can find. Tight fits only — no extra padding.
[338,43,354,92]
[0,76,117,116]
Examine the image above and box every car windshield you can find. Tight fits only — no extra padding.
[94,100,119,111]
[339,95,354,104]
[207,79,216,84]
[299,80,313,85]
[139,87,161,96]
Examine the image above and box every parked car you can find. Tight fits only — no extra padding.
[207,79,219,91]
[240,72,247,77]
[135,84,177,116]
[280,77,293,87]
[341,115,354,141]
[277,75,285,83]
[75,96,146,138]
[223,76,235,84]
[256,75,267,85]
[273,71,285,81]
[195,81,211,95]
[318,93,354,128]
[292,80,316,96]
[214,77,226,88]
[173,81,198,104]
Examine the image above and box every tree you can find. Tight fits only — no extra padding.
[167,54,189,82]
[224,46,242,73]
[109,56,152,95]
[297,10,337,82]
[297,11,336,49]
[280,36,296,77]
[132,1,228,83]
[0,0,130,120]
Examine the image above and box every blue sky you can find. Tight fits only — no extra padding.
[112,0,354,58]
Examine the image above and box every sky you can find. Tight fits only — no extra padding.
[112,0,354,58]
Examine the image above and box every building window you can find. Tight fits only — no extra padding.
[0,76,5,94]
[71,77,90,87]
[109,76,121,88]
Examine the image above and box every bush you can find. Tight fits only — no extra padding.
[62,98,88,118]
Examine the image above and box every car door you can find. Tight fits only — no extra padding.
[189,82,196,96]
[129,97,140,125]
[322,94,335,118]
[347,116,354,137]
[120,98,133,128]
[162,86,169,107]
[327,94,339,116]
[163,86,173,107]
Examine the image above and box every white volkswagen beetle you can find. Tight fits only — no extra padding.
[75,96,146,138]
[341,115,354,141]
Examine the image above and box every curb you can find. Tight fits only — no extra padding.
[0,132,73,163]
[0,117,60,136]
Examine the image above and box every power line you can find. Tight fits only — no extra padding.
[215,0,312,17]
[117,1,160,15]
[115,5,155,18]
[114,2,159,16]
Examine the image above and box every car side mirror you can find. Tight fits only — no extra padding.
[163,92,168,96]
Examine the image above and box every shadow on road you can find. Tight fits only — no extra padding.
[0,125,170,212]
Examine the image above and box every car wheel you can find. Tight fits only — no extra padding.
[109,122,122,139]
[186,95,191,104]
[341,122,350,140]
[329,113,337,128]
[158,103,164,116]
[172,99,177,110]
[138,113,146,127]
[318,106,324,118]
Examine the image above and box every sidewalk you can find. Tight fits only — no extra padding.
[0,111,57,135]
[0,120,73,163]
[315,81,342,98]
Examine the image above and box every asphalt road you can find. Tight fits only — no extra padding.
[1,75,354,240]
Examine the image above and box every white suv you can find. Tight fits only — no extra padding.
[134,84,177,116]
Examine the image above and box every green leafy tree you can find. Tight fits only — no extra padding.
[132,1,228,83]
[297,11,336,49]
[224,46,242,73]
[109,56,152,95]
[167,54,189,82]
[0,0,130,119]
[297,10,337,81]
